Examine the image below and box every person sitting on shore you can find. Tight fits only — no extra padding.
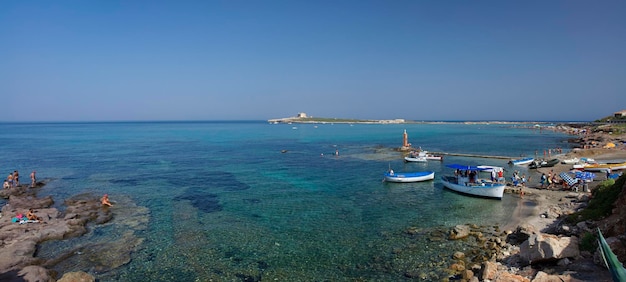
[3,180,9,189]
[101,194,113,207]
[26,209,42,222]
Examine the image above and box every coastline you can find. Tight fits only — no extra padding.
[485,126,626,281]
[1,122,624,281]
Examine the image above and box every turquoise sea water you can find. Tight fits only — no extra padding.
[0,121,572,281]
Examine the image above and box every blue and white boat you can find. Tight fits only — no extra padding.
[509,157,534,166]
[440,164,506,199]
[384,171,435,183]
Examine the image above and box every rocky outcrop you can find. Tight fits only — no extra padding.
[0,191,112,277]
[520,233,580,264]
[0,182,148,281]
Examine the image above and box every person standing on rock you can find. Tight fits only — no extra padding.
[7,173,14,188]
[30,171,36,187]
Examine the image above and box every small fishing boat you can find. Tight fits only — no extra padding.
[509,157,534,166]
[582,162,626,172]
[404,156,427,162]
[422,152,443,161]
[404,150,442,162]
[383,171,435,183]
[560,157,580,164]
[528,158,560,169]
[441,164,505,199]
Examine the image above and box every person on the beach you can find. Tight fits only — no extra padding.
[30,171,36,187]
[13,170,19,187]
[7,173,14,188]
[540,173,547,188]
[3,180,10,189]
[101,194,112,206]
[26,209,42,222]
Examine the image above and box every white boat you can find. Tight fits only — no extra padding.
[509,157,534,166]
[476,165,503,173]
[560,157,579,164]
[404,150,442,162]
[441,164,506,199]
[384,171,435,183]
[421,151,443,161]
[404,156,427,162]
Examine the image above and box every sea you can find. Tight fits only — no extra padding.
[0,121,574,281]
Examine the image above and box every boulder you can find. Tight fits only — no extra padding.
[18,265,53,282]
[481,261,498,280]
[520,233,580,264]
[450,224,471,240]
[57,270,96,282]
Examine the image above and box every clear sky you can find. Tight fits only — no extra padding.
[2,1,625,122]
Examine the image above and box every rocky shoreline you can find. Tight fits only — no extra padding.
[0,181,148,281]
[434,124,626,281]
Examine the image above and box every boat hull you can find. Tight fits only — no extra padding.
[384,171,435,183]
[424,155,443,161]
[583,162,626,172]
[404,156,427,162]
[440,176,505,199]
[529,159,559,169]
[509,157,534,166]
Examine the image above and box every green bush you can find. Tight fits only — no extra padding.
[580,231,597,252]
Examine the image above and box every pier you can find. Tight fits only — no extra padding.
[428,151,513,160]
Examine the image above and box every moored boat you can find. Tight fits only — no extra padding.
[509,157,534,166]
[529,158,559,169]
[404,156,427,162]
[420,151,443,161]
[582,162,626,172]
[384,171,435,183]
[441,164,506,199]
[560,157,579,164]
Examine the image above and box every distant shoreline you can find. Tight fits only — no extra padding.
[266,116,592,125]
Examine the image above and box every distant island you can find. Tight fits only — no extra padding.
[267,112,565,125]
[267,113,406,124]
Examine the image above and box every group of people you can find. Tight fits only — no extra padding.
[511,171,528,187]
[3,170,37,189]
[539,170,561,189]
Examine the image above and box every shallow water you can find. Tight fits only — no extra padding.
[0,121,572,281]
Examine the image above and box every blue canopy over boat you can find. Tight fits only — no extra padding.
[446,164,490,171]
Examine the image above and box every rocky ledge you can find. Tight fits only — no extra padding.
[0,182,148,281]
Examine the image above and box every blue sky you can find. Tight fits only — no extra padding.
[1,1,625,122]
